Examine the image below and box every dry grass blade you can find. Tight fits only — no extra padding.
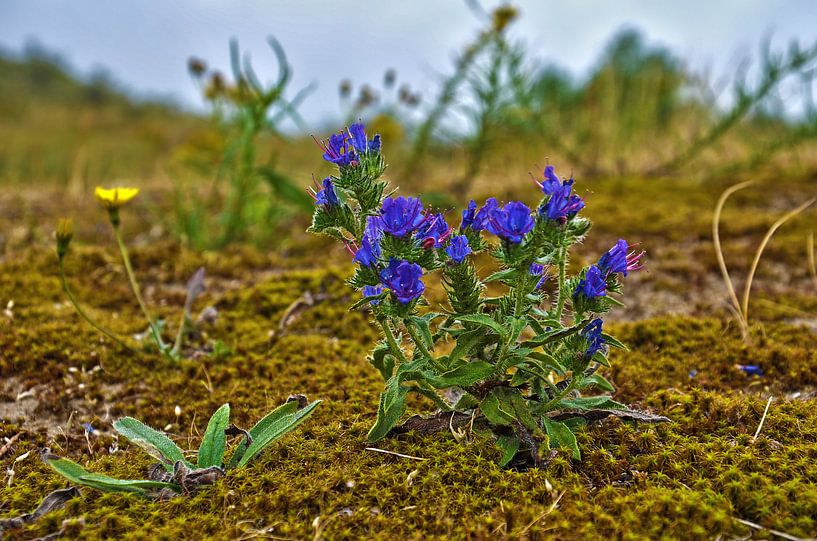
[734,517,814,541]
[712,181,755,333]
[364,447,427,461]
[752,396,773,442]
[742,198,815,322]
[808,232,817,290]
[516,490,566,536]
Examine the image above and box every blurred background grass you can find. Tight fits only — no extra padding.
[1,2,816,254]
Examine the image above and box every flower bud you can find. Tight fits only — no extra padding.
[56,218,73,259]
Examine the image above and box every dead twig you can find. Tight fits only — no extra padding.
[0,433,22,459]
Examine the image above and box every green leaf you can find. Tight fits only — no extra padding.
[542,418,581,460]
[44,456,177,495]
[198,403,231,469]
[226,401,299,469]
[367,380,408,442]
[495,435,520,468]
[507,316,528,342]
[455,314,507,338]
[601,332,629,351]
[408,316,433,349]
[236,400,321,468]
[580,374,616,393]
[558,396,627,411]
[424,361,494,388]
[526,351,567,374]
[479,391,515,426]
[483,268,517,284]
[113,417,191,472]
[447,329,488,366]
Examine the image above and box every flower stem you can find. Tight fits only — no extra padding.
[379,317,407,365]
[112,224,167,354]
[536,374,581,414]
[555,244,568,322]
[59,258,135,353]
[405,321,445,372]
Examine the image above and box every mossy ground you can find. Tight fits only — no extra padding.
[1,173,816,540]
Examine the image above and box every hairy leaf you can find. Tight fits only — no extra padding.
[237,400,321,468]
[542,418,581,460]
[198,403,231,468]
[113,417,191,472]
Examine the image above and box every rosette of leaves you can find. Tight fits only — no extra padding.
[43,397,320,498]
[309,125,666,466]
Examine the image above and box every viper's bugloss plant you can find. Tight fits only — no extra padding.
[310,124,656,464]
[309,124,658,465]
[43,397,320,498]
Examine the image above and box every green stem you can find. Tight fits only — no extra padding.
[405,322,445,372]
[514,269,527,318]
[112,224,166,353]
[59,258,135,353]
[555,243,568,322]
[379,318,407,365]
[536,375,581,414]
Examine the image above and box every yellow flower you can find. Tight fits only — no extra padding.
[94,187,140,210]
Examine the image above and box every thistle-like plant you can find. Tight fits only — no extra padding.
[309,124,664,465]
[43,397,320,498]
[57,187,206,361]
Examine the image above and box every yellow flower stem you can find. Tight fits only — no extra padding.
[59,258,135,353]
[111,222,167,353]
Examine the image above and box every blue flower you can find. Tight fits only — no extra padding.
[348,122,381,154]
[416,212,451,248]
[460,200,477,231]
[540,165,563,195]
[542,180,584,222]
[380,258,425,304]
[353,235,380,267]
[348,123,368,153]
[321,131,357,167]
[529,262,547,289]
[737,364,764,377]
[362,285,383,305]
[580,318,607,359]
[313,177,340,207]
[472,198,498,231]
[598,239,644,277]
[574,265,607,299]
[486,201,535,244]
[353,217,383,267]
[446,235,472,263]
[380,196,426,237]
[369,134,382,153]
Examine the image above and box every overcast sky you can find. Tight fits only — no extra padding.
[1,1,816,127]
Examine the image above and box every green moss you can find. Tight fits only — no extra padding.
[2,177,817,539]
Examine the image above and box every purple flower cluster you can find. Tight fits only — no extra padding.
[311,177,340,207]
[537,166,584,222]
[461,197,534,244]
[416,212,451,249]
[380,196,426,237]
[380,258,425,304]
[574,239,644,301]
[446,235,472,263]
[319,122,381,168]
[598,239,645,277]
[580,318,607,358]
